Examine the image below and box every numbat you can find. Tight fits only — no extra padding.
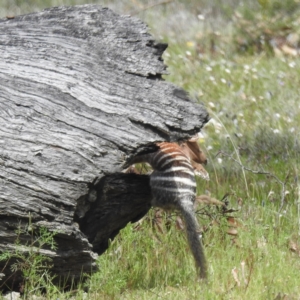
[125,140,209,279]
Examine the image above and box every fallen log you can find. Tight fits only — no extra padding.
[0,4,209,289]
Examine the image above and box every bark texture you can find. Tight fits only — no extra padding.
[0,4,209,289]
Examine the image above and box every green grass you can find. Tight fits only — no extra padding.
[85,204,300,299]
[1,0,300,299]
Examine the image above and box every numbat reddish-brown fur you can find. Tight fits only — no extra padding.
[126,141,208,279]
[179,140,209,181]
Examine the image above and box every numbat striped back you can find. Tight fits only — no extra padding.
[126,141,208,279]
[148,142,198,208]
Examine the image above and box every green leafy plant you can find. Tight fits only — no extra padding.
[0,219,59,298]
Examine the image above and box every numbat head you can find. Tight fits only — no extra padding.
[125,140,208,279]
[179,140,209,181]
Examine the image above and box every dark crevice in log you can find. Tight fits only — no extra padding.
[128,118,170,140]
[146,41,168,59]
[123,143,161,168]
[125,70,163,80]
[75,173,152,254]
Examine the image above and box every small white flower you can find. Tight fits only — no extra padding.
[198,132,205,139]
[186,51,192,56]
[225,68,231,74]
[288,61,296,68]
[206,66,212,72]
[217,158,223,164]
[290,127,295,133]
[274,113,280,119]
[273,129,280,134]
[221,78,226,84]
[265,91,272,99]
[198,14,205,20]
[209,75,215,81]
[208,118,222,129]
[208,102,215,108]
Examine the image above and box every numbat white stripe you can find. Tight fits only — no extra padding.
[150,186,196,195]
[151,176,197,187]
[159,156,190,168]
[163,166,195,176]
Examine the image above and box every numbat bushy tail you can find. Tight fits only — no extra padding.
[126,141,209,279]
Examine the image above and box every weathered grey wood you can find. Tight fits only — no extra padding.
[0,4,209,289]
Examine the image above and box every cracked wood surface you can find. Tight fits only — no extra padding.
[0,4,209,288]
